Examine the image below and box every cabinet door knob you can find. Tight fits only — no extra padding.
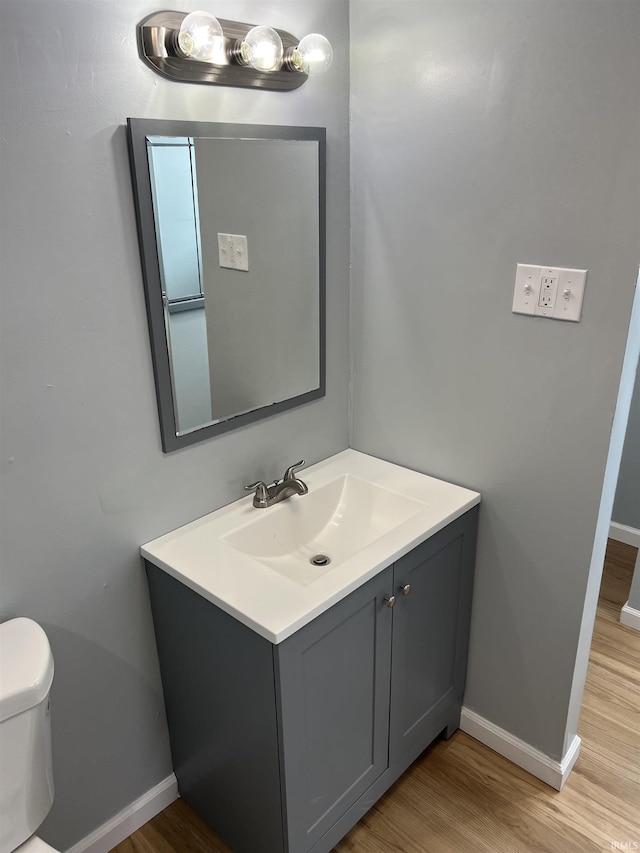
[400,584,411,596]
[384,595,396,608]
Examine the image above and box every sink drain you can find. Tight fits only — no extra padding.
[310,554,331,567]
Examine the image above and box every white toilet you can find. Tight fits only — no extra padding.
[0,618,61,853]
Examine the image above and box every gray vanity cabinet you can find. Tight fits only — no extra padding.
[275,565,394,853]
[145,506,478,853]
[388,510,477,776]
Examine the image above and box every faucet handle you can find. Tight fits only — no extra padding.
[283,460,306,481]
[244,480,269,503]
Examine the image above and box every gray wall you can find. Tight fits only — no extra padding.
[612,358,640,531]
[0,1,349,849]
[349,0,640,761]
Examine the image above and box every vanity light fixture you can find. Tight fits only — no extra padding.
[138,10,333,91]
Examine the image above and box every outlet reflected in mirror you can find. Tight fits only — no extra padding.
[127,119,326,452]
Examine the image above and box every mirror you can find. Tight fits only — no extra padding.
[127,118,326,452]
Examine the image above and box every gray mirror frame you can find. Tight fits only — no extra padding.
[127,118,326,452]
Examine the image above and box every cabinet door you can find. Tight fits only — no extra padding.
[389,509,478,773]
[275,566,393,853]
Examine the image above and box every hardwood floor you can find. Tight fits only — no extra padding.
[111,539,639,853]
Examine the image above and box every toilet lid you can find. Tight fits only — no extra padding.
[13,836,61,853]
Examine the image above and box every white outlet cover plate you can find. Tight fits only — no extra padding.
[512,264,587,322]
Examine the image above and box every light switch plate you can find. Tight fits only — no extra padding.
[513,264,587,322]
[217,233,249,271]
[553,267,588,322]
[512,264,541,316]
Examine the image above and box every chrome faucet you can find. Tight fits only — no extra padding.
[244,460,309,509]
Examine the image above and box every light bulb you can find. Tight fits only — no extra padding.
[289,33,333,76]
[239,26,283,72]
[177,11,223,62]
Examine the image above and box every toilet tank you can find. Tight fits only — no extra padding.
[0,619,55,853]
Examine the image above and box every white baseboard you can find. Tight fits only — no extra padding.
[609,522,640,549]
[59,707,588,851]
[621,601,640,631]
[460,707,581,791]
[64,774,178,853]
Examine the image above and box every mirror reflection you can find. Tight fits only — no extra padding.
[127,119,326,452]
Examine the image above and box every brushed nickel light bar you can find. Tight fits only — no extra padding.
[138,10,333,91]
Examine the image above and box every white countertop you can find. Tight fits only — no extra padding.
[141,449,480,644]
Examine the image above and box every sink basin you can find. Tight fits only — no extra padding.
[141,449,481,643]
[223,474,427,585]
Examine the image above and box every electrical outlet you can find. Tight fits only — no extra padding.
[538,277,557,307]
[535,267,560,316]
